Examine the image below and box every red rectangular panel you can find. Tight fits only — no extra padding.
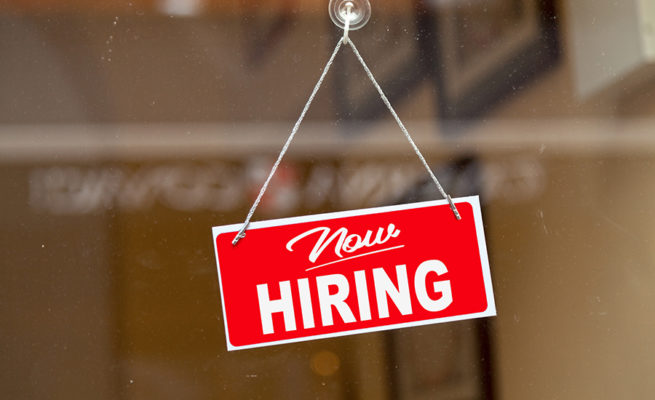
[212,196,495,350]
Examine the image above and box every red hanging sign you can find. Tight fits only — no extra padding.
[212,196,495,350]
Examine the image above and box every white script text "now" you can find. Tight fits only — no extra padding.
[286,223,401,264]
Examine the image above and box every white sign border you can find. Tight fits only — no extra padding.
[212,195,496,351]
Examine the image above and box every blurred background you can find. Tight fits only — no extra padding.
[2,0,655,398]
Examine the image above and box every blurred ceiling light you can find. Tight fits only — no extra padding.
[158,0,205,17]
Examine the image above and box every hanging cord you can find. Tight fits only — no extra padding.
[232,36,460,246]
[232,39,344,245]
[345,39,461,221]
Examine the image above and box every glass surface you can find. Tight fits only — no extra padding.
[2,0,655,399]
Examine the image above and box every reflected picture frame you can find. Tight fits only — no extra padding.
[331,0,560,128]
[425,0,560,121]
[385,320,495,400]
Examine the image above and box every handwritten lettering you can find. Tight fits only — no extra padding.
[286,224,401,264]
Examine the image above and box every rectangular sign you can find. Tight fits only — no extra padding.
[212,196,495,351]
